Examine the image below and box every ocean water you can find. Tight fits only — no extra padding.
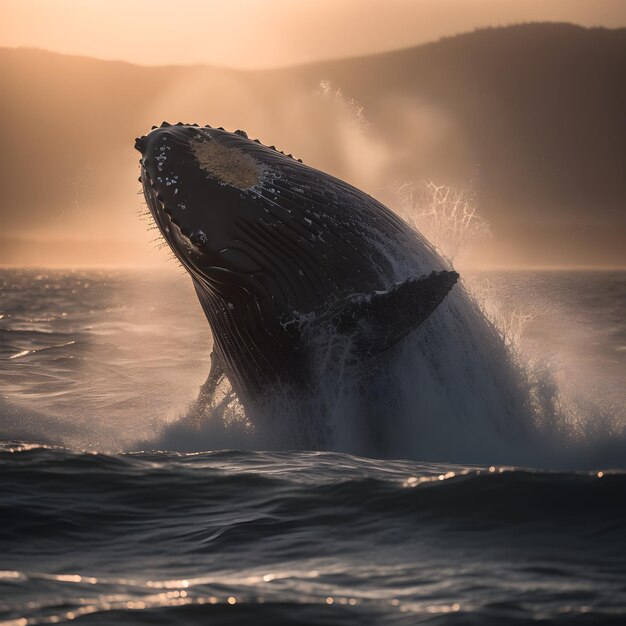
[1,269,625,625]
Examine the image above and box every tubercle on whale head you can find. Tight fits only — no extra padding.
[134,122,303,164]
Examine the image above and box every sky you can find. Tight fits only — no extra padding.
[1,0,625,68]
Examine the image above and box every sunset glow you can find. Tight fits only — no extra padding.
[2,0,624,68]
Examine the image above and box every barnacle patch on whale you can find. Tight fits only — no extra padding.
[191,136,264,190]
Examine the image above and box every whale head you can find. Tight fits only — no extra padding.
[135,123,292,278]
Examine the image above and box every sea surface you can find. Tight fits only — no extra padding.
[1,269,625,625]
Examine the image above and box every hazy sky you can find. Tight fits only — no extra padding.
[2,0,625,68]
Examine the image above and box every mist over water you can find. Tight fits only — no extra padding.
[0,269,209,449]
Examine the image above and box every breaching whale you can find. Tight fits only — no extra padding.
[135,123,458,416]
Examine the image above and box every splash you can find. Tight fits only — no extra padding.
[395,181,491,265]
[158,179,533,463]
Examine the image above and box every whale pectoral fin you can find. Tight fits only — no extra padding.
[198,349,226,404]
[325,270,459,358]
[187,349,238,422]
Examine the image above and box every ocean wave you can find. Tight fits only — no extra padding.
[1,446,625,625]
[2,445,624,538]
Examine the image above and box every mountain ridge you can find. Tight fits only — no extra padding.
[2,22,623,70]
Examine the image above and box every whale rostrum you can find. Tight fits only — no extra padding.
[135,123,458,413]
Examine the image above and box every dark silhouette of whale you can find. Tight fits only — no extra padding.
[135,123,458,413]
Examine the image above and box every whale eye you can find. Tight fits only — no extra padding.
[189,229,208,249]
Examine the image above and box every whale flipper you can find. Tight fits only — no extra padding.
[198,350,226,404]
[316,270,459,358]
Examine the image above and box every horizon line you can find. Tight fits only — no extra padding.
[1,264,625,272]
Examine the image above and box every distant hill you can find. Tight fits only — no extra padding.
[0,23,624,266]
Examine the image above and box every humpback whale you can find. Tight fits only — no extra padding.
[135,123,458,416]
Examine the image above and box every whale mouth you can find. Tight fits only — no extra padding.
[139,164,209,277]
[140,166,187,244]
